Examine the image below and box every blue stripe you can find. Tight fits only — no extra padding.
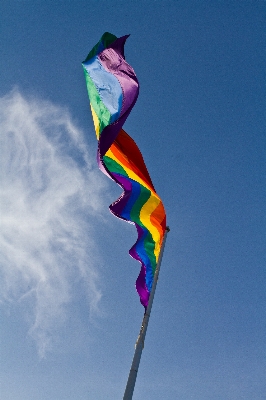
[83,55,123,123]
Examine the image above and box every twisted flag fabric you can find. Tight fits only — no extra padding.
[82,32,166,307]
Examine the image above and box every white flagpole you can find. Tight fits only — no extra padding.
[123,226,170,400]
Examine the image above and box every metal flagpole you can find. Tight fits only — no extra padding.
[123,226,170,400]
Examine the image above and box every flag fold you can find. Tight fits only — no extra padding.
[82,32,166,307]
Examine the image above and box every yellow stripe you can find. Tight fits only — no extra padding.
[139,194,162,261]
[90,104,100,139]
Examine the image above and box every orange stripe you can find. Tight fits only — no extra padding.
[150,202,166,246]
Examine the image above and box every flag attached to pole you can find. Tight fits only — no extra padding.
[82,32,166,307]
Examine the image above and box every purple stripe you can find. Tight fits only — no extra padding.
[136,264,149,308]
[107,35,129,58]
[132,225,150,307]
[109,173,132,218]
[97,36,139,156]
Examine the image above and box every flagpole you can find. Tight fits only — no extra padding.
[123,226,170,400]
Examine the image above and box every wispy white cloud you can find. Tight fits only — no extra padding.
[0,89,107,357]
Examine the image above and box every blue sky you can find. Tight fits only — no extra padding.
[0,1,265,399]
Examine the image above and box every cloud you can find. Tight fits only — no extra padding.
[0,89,107,357]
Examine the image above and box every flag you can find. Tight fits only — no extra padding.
[82,33,166,307]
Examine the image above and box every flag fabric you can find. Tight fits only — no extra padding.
[82,32,166,307]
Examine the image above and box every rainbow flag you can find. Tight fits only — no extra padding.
[82,33,166,307]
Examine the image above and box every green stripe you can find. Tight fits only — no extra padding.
[83,68,111,134]
[130,186,157,272]
[103,156,129,177]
